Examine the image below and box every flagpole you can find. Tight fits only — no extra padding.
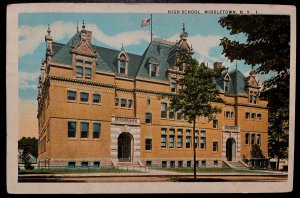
[150,14,153,42]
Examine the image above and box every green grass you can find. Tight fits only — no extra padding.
[158,168,253,173]
[18,168,141,174]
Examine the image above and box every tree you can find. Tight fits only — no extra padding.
[18,137,38,157]
[218,15,290,170]
[170,49,223,181]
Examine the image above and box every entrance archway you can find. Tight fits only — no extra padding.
[118,132,133,162]
[226,138,236,161]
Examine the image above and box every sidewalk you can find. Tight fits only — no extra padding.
[18,168,288,178]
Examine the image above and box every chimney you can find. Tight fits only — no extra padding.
[213,62,222,69]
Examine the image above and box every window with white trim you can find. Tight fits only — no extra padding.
[93,93,101,103]
[67,90,76,101]
[80,92,89,102]
[80,122,89,138]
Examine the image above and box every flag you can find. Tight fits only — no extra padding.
[141,18,151,27]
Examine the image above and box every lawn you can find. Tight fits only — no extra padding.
[158,167,253,173]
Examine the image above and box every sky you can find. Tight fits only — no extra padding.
[18,13,270,139]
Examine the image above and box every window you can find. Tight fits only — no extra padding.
[81,161,88,168]
[213,120,218,129]
[187,161,192,168]
[245,133,250,145]
[114,97,119,107]
[93,161,100,168]
[186,129,191,136]
[81,122,89,138]
[179,63,185,72]
[214,160,218,166]
[170,161,175,168]
[251,112,256,120]
[177,129,183,135]
[146,161,152,167]
[171,79,176,92]
[162,161,167,168]
[195,160,199,168]
[80,92,89,102]
[200,130,206,149]
[68,121,76,138]
[76,66,83,78]
[128,99,133,108]
[178,84,184,91]
[253,95,257,104]
[161,135,167,148]
[177,136,183,148]
[145,112,152,124]
[68,162,76,168]
[67,90,76,101]
[257,113,262,120]
[93,93,101,103]
[178,161,183,168]
[121,98,127,108]
[161,128,167,134]
[169,128,175,135]
[249,91,258,104]
[251,134,256,145]
[169,108,175,119]
[93,123,100,139]
[186,136,191,148]
[231,111,234,118]
[169,135,175,148]
[161,102,167,118]
[194,137,199,149]
[119,59,126,74]
[224,80,229,92]
[225,111,230,119]
[150,64,158,77]
[145,139,152,151]
[246,112,250,119]
[85,67,92,79]
[257,134,261,145]
[177,109,182,120]
[201,160,206,167]
[213,142,218,152]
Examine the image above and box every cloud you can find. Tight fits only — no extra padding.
[19,71,39,89]
[167,33,223,67]
[88,24,150,49]
[19,21,150,57]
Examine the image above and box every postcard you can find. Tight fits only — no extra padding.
[7,3,295,194]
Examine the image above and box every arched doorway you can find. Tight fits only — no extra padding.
[118,132,133,162]
[226,138,236,161]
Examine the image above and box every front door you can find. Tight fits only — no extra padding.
[226,138,236,161]
[118,132,132,162]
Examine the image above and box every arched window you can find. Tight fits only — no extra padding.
[117,50,129,75]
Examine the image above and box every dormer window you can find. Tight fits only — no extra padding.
[179,63,186,72]
[224,73,230,93]
[249,91,258,104]
[224,80,229,92]
[150,64,159,77]
[75,57,93,79]
[119,58,126,74]
[117,47,129,75]
[171,78,177,93]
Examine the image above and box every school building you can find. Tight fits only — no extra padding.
[37,22,268,169]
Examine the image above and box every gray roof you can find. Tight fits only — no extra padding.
[136,40,175,81]
[52,32,81,65]
[51,32,249,95]
[215,70,248,96]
